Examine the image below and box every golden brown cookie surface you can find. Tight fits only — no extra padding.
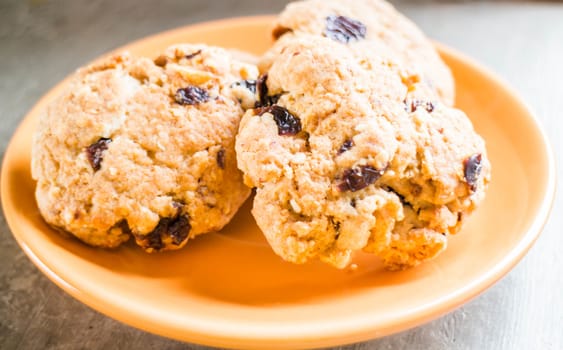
[267,0,455,105]
[32,44,259,251]
[236,36,490,270]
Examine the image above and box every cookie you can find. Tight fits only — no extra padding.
[31,44,259,251]
[235,36,490,270]
[265,0,455,105]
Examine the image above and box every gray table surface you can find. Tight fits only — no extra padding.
[1,0,562,349]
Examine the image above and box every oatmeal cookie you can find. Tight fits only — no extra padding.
[264,0,455,105]
[31,44,258,251]
[235,36,490,269]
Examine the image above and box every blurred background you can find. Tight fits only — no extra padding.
[1,1,561,349]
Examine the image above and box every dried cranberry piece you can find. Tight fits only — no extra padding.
[255,74,281,107]
[185,49,202,59]
[86,138,112,171]
[324,15,367,44]
[139,214,191,250]
[258,105,302,136]
[338,139,354,155]
[232,79,257,94]
[216,148,226,169]
[464,153,483,192]
[338,165,384,192]
[175,86,210,105]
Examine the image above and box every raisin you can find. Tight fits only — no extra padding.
[338,165,384,192]
[142,229,164,251]
[261,94,281,107]
[405,99,435,113]
[175,86,210,105]
[139,214,191,251]
[273,26,292,40]
[185,49,202,59]
[167,215,191,245]
[464,153,482,192]
[324,15,367,44]
[216,148,226,169]
[86,138,112,171]
[232,79,257,94]
[257,74,268,103]
[258,105,302,136]
[255,74,281,107]
[338,139,354,155]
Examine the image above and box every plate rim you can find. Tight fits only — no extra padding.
[1,15,557,349]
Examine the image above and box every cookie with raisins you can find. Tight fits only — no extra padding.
[31,44,259,251]
[236,36,490,270]
[265,0,455,105]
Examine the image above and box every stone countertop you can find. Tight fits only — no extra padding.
[1,1,561,349]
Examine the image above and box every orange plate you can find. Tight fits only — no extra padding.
[1,16,556,349]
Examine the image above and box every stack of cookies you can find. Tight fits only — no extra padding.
[32,0,490,270]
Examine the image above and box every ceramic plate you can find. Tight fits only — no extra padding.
[1,16,556,349]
